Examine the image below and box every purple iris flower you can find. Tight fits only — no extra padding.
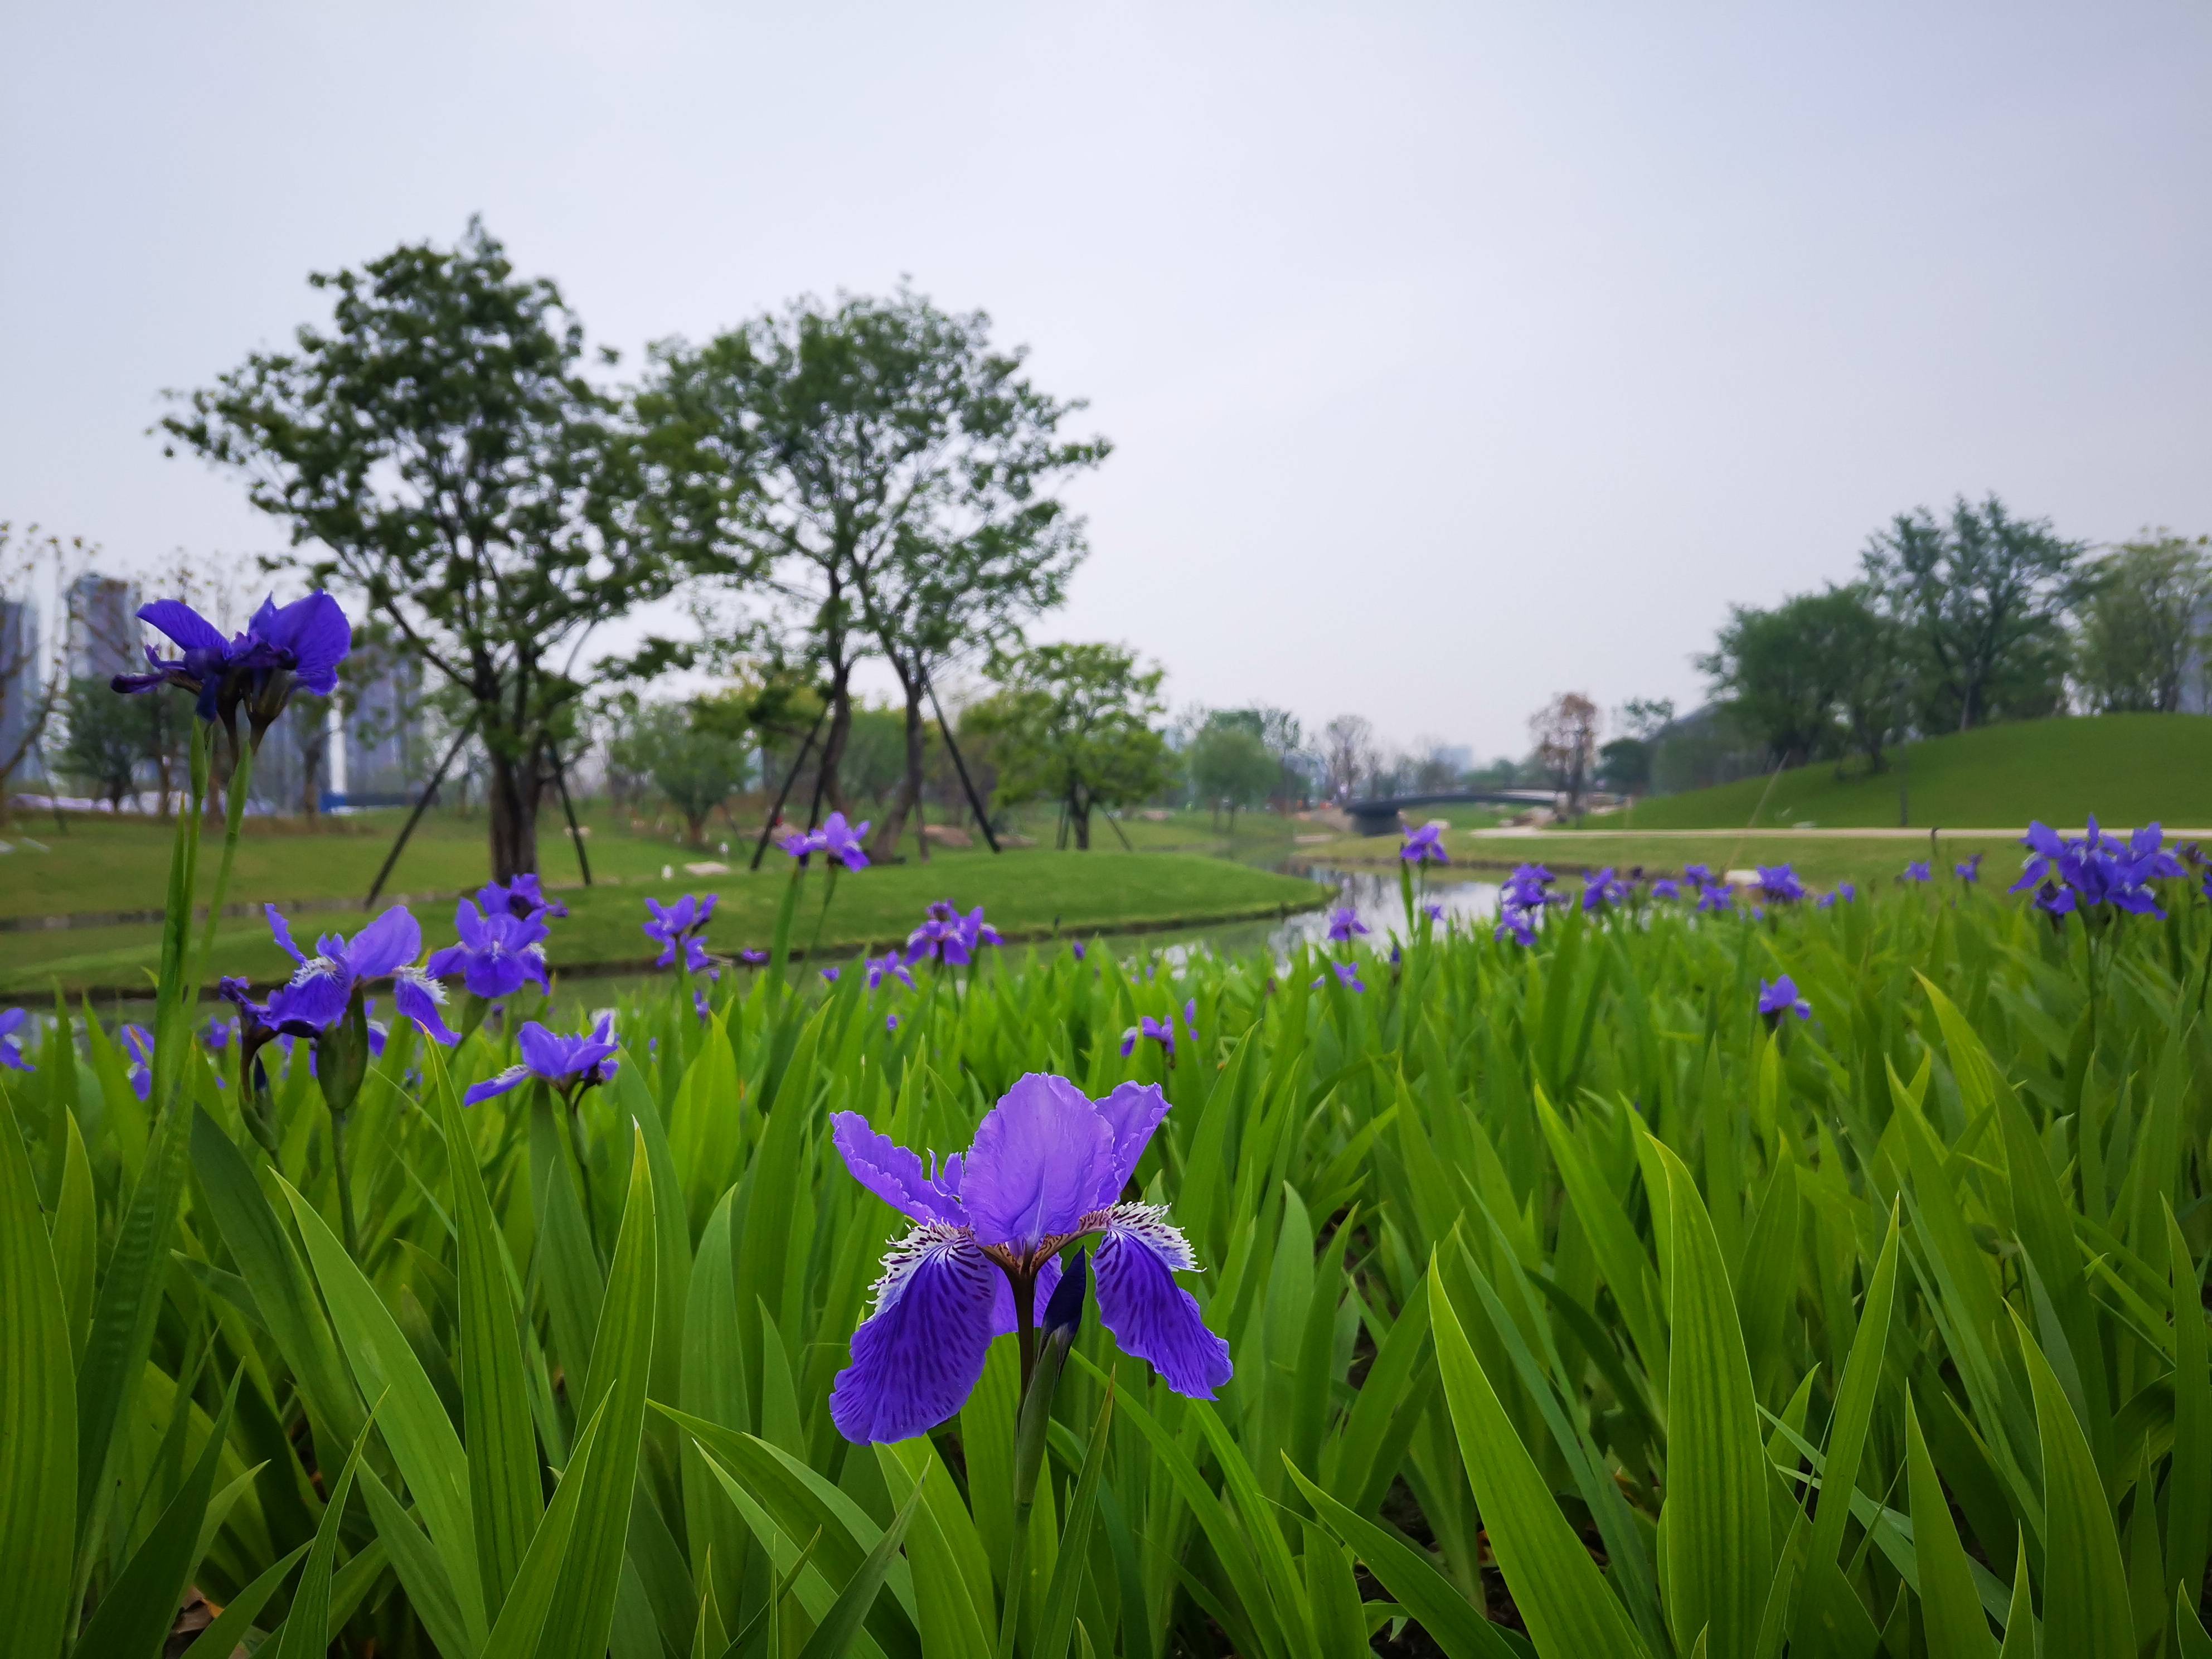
[1071,940,1087,962]
[250,905,457,1045]
[867,950,915,991]
[1310,960,1366,992]
[908,900,1000,966]
[1184,998,1199,1041]
[779,824,825,861]
[1496,912,1537,947]
[1580,869,1629,913]
[1120,1015,1176,1058]
[1696,881,1736,915]
[1326,906,1369,942]
[1903,861,1932,883]
[1422,899,1446,923]
[1400,821,1449,865]
[1758,976,1812,1022]
[822,966,842,983]
[1755,865,1806,904]
[202,1015,235,1051]
[2012,818,2178,920]
[738,948,768,966]
[695,989,712,1023]
[478,873,566,921]
[0,1007,33,1072]
[1683,864,1714,885]
[1502,864,1558,911]
[827,1075,1231,1442]
[1954,853,1982,883]
[817,812,872,872]
[426,900,551,1000]
[111,591,350,741]
[121,1023,154,1102]
[643,893,717,973]
[886,1014,901,1033]
[1817,881,1857,910]
[463,1015,620,1106]
[1650,878,1681,901]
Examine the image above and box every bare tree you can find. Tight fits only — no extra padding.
[1529,692,1599,818]
[1321,713,1378,802]
[0,523,88,823]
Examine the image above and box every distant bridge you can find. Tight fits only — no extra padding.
[1344,790,1560,836]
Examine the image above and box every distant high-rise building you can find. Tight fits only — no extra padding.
[67,573,139,683]
[0,596,41,772]
[342,652,423,799]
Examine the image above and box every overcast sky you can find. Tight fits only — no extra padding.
[5,2,2209,759]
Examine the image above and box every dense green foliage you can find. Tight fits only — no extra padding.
[9,786,2212,1655]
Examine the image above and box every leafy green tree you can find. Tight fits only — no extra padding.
[161,220,704,880]
[641,288,1105,833]
[1861,494,2082,731]
[1700,586,1912,775]
[1187,719,1278,831]
[639,701,750,847]
[59,677,151,811]
[967,643,1174,850]
[2073,532,2212,713]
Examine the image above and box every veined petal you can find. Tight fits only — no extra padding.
[391,970,458,1046]
[463,1066,531,1107]
[1092,1203,1233,1400]
[264,591,351,695]
[137,599,227,654]
[961,1073,1114,1251]
[266,904,309,965]
[271,965,350,1034]
[832,1112,963,1224]
[517,1021,570,1078]
[348,905,423,981]
[830,1224,1001,1443]
[1091,1080,1170,1207]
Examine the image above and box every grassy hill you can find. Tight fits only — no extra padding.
[1617,713,2212,831]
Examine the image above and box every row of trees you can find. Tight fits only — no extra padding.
[158,221,1109,877]
[1701,496,2211,774]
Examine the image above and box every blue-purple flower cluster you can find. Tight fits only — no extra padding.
[2011,818,2182,919]
[1495,863,1559,946]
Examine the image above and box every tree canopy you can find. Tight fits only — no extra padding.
[1860,493,2080,731]
[161,219,702,879]
[968,643,1173,850]
[640,288,1105,842]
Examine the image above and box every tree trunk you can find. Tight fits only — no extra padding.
[1070,792,1092,850]
[867,686,930,863]
[814,661,855,819]
[488,746,539,880]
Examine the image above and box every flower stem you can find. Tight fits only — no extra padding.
[192,738,255,989]
[330,1105,362,1259]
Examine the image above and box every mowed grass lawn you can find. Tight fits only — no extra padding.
[0,836,1322,997]
[1623,711,2212,830]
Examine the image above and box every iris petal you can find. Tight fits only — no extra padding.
[137,599,228,655]
[832,1112,963,1224]
[961,1073,1114,1251]
[1091,1081,1170,1207]
[830,1224,1001,1443]
[1093,1203,1233,1399]
[391,971,458,1046]
[463,1066,531,1106]
[347,906,423,982]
